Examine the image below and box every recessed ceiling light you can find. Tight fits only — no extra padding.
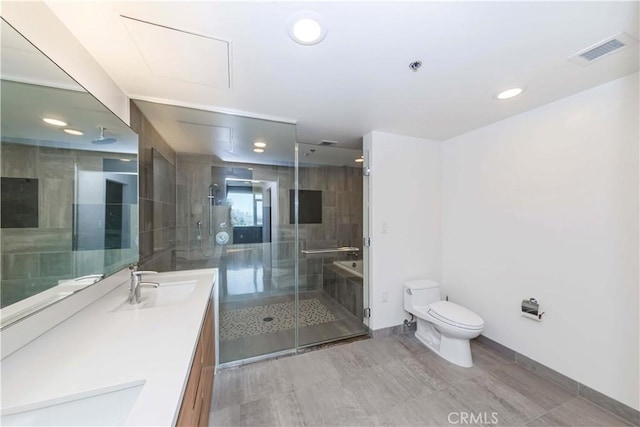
[247,167,253,170]
[293,19,321,42]
[254,141,267,148]
[253,148,265,153]
[63,129,83,136]
[43,117,67,126]
[496,87,523,100]
[288,11,327,45]
[355,158,364,163]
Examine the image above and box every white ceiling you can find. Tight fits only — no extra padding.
[46,1,639,151]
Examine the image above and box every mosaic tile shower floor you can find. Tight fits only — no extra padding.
[219,298,337,341]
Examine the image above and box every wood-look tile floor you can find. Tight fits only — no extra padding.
[210,334,634,427]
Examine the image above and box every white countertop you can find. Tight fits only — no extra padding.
[0,268,217,426]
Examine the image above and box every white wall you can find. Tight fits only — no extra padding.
[365,131,442,331]
[442,73,639,410]
[1,1,130,124]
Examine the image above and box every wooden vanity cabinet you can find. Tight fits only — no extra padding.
[176,297,215,427]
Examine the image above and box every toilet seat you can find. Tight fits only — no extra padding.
[427,301,484,330]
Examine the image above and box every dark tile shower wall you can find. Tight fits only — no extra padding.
[130,103,177,272]
[0,143,136,307]
[174,153,215,268]
[174,153,363,292]
[322,264,364,319]
[175,155,283,272]
[295,165,363,289]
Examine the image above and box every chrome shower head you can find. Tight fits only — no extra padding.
[91,127,117,145]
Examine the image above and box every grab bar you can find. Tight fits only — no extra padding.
[301,247,360,255]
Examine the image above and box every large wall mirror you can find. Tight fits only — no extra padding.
[0,19,139,327]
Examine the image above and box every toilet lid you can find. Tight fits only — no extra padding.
[428,301,484,330]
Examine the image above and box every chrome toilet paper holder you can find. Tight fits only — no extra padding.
[521,297,544,321]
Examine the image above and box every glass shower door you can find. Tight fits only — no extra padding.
[296,143,369,347]
[216,163,300,363]
[166,108,299,365]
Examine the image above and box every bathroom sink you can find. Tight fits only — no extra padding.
[112,280,197,312]
[1,381,145,426]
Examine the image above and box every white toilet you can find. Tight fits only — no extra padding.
[404,280,484,368]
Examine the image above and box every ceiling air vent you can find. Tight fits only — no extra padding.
[568,32,637,66]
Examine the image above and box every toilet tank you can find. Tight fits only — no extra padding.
[404,280,441,312]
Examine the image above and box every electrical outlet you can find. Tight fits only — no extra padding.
[382,222,388,233]
[382,291,388,302]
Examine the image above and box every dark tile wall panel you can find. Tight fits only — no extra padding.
[174,154,363,294]
[130,102,177,272]
[297,165,363,290]
[322,264,363,318]
[0,142,137,307]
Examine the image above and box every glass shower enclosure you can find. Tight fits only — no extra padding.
[142,99,369,364]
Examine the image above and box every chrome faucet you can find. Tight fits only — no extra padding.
[129,265,159,304]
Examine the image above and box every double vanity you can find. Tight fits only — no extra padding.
[1,268,217,426]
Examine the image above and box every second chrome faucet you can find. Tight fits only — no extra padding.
[129,267,159,304]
